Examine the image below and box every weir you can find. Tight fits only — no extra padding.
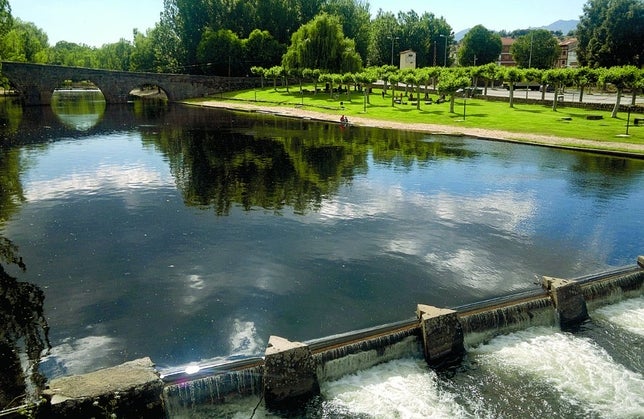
[32,257,643,417]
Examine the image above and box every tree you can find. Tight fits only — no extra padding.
[501,67,524,108]
[282,13,362,74]
[96,39,133,71]
[511,29,560,69]
[161,0,210,71]
[543,68,574,111]
[196,28,242,76]
[0,0,11,40]
[479,62,501,96]
[0,19,49,63]
[367,10,399,66]
[49,41,97,68]
[571,66,600,103]
[322,0,371,63]
[577,0,644,67]
[130,22,184,73]
[437,69,470,113]
[457,25,502,67]
[599,65,641,117]
[243,29,285,70]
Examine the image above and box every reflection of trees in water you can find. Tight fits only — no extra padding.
[148,112,477,216]
[0,239,51,409]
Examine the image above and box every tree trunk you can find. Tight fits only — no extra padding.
[611,88,622,118]
[449,95,455,113]
[552,83,559,111]
[579,85,584,103]
[509,84,515,108]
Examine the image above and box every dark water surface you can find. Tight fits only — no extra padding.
[1,97,642,383]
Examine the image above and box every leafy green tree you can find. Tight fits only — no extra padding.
[367,10,399,66]
[501,67,524,108]
[437,68,470,113]
[322,0,371,63]
[571,66,600,103]
[96,39,133,71]
[196,28,243,76]
[49,41,97,68]
[243,29,285,70]
[396,11,453,68]
[161,0,210,70]
[479,62,501,96]
[0,18,49,63]
[510,29,560,69]
[543,68,574,111]
[599,65,641,117]
[282,13,362,74]
[265,65,284,90]
[577,0,644,67]
[457,25,502,67]
[0,0,11,40]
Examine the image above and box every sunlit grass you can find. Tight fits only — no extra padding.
[192,84,644,147]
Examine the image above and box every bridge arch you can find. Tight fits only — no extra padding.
[1,61,259,106]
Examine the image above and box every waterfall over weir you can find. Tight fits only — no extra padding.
[158,261,643,416]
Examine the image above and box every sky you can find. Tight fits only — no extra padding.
[10,0,587,48]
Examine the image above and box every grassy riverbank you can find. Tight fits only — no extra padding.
[186,85,644,156]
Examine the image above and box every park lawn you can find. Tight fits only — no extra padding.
[197,85,644,146]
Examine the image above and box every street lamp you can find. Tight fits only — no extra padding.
[439,34,448,67]
[388,36,399,66]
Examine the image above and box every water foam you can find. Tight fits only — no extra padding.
[320,358,469,418]
[471,326,644,418]
[593,296,644,336]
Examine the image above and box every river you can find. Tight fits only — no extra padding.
[0,94,642,417]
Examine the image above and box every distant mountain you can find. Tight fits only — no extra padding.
[541,19,579,35]
[455,19,579,41]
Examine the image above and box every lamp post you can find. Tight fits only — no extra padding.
[439,34,448,67]
[388,36,399,66]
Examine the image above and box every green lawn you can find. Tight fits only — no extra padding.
[192,84,644,150]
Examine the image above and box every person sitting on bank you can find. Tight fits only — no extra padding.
[340,115,349,124]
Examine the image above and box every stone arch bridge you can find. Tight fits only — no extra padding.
[1,61,259,106]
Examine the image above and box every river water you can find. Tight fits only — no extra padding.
[0,95,642,417]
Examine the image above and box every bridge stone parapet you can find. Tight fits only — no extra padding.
[1,61,259,106]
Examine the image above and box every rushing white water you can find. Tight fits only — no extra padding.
[320,358,468,418]
[471,326,644,418]
[593,296,644,336]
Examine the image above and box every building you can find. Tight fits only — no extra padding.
[498,38,517,66]
[399,50,416,69]
[557,38,578,68]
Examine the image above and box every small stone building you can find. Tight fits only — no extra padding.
[399,50,416,69]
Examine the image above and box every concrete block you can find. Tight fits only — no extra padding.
[542,276,588,328]
[416,304,465,368]
[42,357,164,418]
[263,336,319,410]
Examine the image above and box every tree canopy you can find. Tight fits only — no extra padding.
[282,13,362,73]
[457,25,502,66]
[510,29,561,69]
[577,0,644,67]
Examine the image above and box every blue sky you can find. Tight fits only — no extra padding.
[11,0,586,47]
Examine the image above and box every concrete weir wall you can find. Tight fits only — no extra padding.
[29,257,643,417]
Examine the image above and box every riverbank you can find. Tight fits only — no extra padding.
[185,99,644,157]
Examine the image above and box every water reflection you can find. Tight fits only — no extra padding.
[0,97,643,383]
[0,238,50,409]
[51,89,105,131]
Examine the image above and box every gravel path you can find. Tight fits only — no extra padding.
[190,100,644,156]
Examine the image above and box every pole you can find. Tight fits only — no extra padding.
[389,36,399,66]
[440,34,448,67]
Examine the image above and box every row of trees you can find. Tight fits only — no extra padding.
[0,0,641,77]
[251,63,643,118]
